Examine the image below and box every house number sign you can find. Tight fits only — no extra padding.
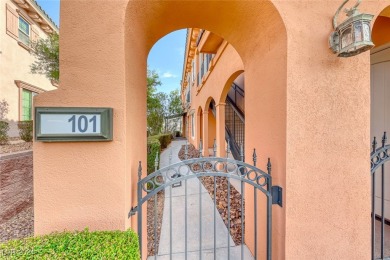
[35,107,113,142]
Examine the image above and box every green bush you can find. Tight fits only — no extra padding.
[0,228,140,259]
[18,120,33,142]
[151,134,172,149]
[147,134,172,174]
[147,137,161,174]
[0,121,9,145]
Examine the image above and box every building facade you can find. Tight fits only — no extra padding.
[32,1,390,259]
[0,0,58,136]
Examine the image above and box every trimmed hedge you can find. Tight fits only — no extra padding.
[147,137,161,174]
[149,134,172,149]
[146,134,173,174]
[0,121,9,145]
[18,120,33,142]
[0,229,140,259]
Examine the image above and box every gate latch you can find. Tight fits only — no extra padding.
[271,186,283,207]
[128,206,138,218]
[171,173,182,188]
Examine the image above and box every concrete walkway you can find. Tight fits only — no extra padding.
[149,139,253,260]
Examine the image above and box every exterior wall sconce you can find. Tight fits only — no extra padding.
[329,0,374,57]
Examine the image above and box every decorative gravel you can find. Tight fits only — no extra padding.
[0,206,33,243]
[178,144,244,245]
[0,141,32,154]
[147,190,165,257]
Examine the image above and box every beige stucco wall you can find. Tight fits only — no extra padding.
[0,0,56,136]
[34,1,390,259]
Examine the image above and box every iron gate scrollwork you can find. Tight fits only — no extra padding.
[130,146,282,260]
[371,132,390,260]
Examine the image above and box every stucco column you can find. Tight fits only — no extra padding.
[202,111,209,157]
[215,103,226,157]
[196,111,202,150]
[34,0,130,235]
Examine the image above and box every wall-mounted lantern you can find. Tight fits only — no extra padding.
[329,0,374,57]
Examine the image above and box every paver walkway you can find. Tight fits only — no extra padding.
[149,139,253,259]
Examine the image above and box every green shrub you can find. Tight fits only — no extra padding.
[146,134,172,174]
[0,121,9,145]
[18,120,33,142]
[152,134,172,149]
[0,228,140,259]
[147,137,161,174]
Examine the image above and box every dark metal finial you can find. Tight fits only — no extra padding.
[138,161,142,180]
[267,158,272,175]
[213,139,217,157]
[240,143,244,162]
[199,139,203,158]
[382,132,387,147]
[372,137,377,153]
[154,151,159,171]
[226,140,231,158]
[253,148,257,167]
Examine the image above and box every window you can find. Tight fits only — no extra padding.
[22,89,36,120]
[18,16,30,45]
[15,81,44,121]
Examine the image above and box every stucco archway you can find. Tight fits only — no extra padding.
[124,3,287,256]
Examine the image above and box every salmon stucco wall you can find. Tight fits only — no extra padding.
[34,0,129,234]
[33,1,390,260]
[280,1,389,259]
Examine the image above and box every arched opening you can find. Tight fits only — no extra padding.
[221,71,245,160]
[125,2,287,259]
[28,2,287,259]
[370,6,390,259]
[197,106,203,146]
[205,97,217,154]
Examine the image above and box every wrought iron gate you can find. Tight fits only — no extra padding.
[129,143,282,260]
[371,132,390,260]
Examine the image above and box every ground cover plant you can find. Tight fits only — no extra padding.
[0,228,139,259]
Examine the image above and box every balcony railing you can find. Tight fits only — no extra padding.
[227,82,245,114]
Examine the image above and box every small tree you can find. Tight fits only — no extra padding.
[0,99,10,144]
[167,89,183,115]
[147,69,166,135]
[164,89,183,133]
[30,32,59,82]
[0,99,9,120]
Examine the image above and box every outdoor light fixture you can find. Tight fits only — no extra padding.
[329,0,374,57]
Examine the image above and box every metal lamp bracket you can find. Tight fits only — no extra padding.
[333,0,362,29]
